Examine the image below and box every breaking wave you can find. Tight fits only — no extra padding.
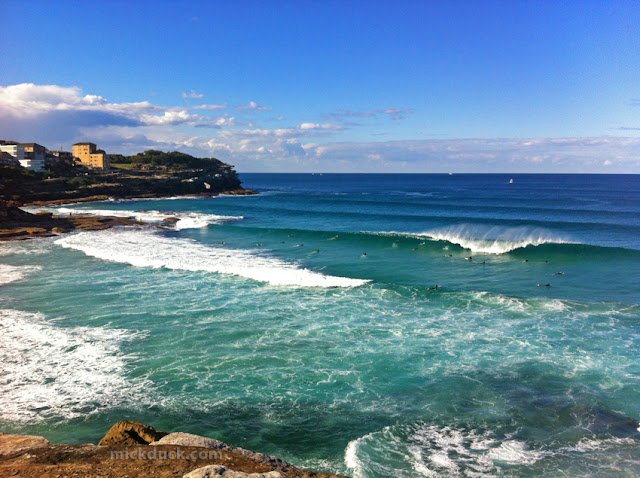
[420,224,572,254]
[55,229,369,288]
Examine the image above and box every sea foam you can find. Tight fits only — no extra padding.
[25,206,243,230]
[346,424,548,477]
[0,264,41,286]
[0,309,148,421]
[56,229,369,288]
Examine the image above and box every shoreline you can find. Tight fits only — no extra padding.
[0,189,257,241]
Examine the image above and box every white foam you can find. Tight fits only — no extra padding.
[345,432,374,478]
[0,264,41,286]
[422,224,571,254]
[56,229,369,288]
[349,424,552,477]
[486,440,547,465]
[25,206,243,230]
[0,309,149,421]
[57,207,243,230]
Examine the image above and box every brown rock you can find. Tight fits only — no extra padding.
[98,421,167,446]
[184,465,283,478]
[51,227,67,234]
[163,217,180,223]
[0,433,50,456]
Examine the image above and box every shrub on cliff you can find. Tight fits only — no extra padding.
[129,150,226,171]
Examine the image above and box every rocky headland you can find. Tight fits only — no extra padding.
[0,150,257,240]
[0,421,348,478]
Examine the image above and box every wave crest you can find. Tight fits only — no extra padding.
[422,224,571,254]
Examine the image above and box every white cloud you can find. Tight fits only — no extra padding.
[182,89,204,99]
[191,103,227,110]
[298,123,344,131]
[236,101,272,111]
[330,107,413,121]
[1,83,638,173]
[0,83,236,136]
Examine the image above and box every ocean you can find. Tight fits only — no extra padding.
[1,173,639,477]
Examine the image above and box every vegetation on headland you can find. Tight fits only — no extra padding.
[112,149,228,171]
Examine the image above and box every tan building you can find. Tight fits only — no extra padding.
[73,142,110,169]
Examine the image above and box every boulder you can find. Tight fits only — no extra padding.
[98,421,167,446]
[184,465,283,478]
[151,433,289,468]
[163,217,181,223]
[151,432,225,449]
[51,227,67,234]
[0,433,50,456]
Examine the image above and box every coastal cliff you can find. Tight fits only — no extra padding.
[0,164,254,206]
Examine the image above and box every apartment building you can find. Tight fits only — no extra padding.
[0,141,46,171]
[72,142,110,169]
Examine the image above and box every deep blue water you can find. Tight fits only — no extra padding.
[1,174,639,477]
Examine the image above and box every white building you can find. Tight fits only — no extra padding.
[0,142,46,172]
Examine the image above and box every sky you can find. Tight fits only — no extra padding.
[1,0,639,173]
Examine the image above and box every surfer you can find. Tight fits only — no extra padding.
[427,285,439,290]
[523,259,529,262]
[412,247,418,251]
[465,256,473,261]
[537,283,552,287]
[447,254,453,257]
[361,252,367,257]
[555,272,564,275]
[330,235,339,240]
[288,234,295,237]
[256,243,262,246]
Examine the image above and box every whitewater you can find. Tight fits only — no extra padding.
[1,173,639,477]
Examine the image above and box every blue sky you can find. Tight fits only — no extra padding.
[1,0,639,172]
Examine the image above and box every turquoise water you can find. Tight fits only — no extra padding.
[1,173,639,476]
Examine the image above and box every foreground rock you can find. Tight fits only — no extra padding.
[153,433,290,470]
[0,433,50,456]
[98,420,168,446]
[0,423,348,478]
[185,465,283,478]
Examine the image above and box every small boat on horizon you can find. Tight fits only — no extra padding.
[509,178,514,183]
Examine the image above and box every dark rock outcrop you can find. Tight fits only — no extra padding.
[98,420,168,446]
